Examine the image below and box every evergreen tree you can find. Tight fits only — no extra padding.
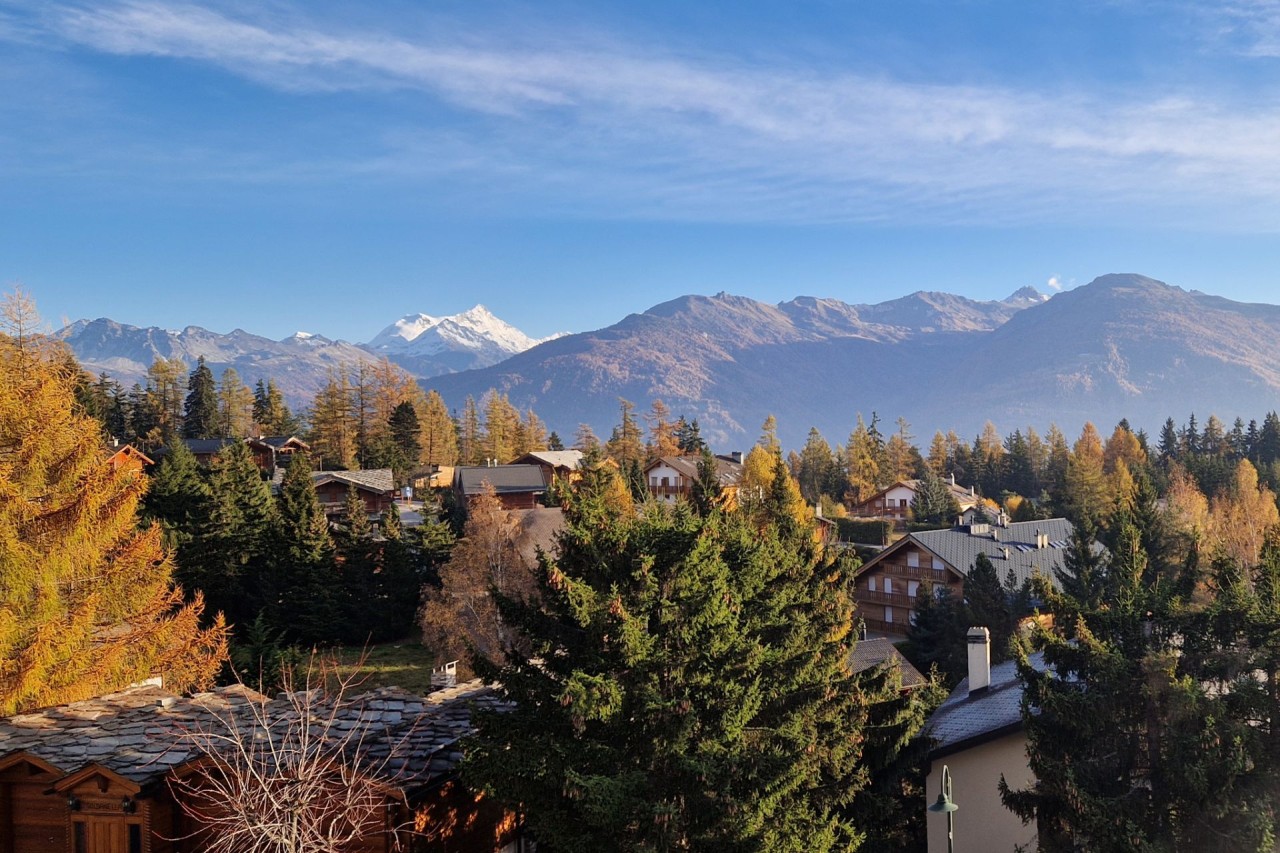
[388,400,422,471]
[0,297,226,713]
[252,378,299,435]
[144,439,210,545]
[182,355,219,439]
[1003,504,1280,851]
[911,467,960,527]
[199,440,278,629]
[675,417,707,454]
[465,469,924,852]
[547,430,565,451]
[270,453,338,644]
[902,585,969,686]
[964,553,1013,663]
[691,445,723,516]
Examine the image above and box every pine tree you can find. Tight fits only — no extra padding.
[183,356,219,439]
[388,400,422,471]
[0,299,226,713]
[252,378,299,436]
[547,431,565,451]
[465,468,922,851]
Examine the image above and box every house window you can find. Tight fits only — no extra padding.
[661,477,669,487]
[868,576,877,592]
[900,498,908,508]
[884,606,893,623]
[907,552,919,568]
[908,580,919,597]
[932,557,945,571]
[883,577,893,594]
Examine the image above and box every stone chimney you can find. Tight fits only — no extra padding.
[967,627,991,695]
[730,450,744,464]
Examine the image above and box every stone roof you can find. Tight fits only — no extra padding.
[860,518,1078,590]
[180,438,240,456]
[512,506,566,567]
[927,653,1047,758]
[314,468,396,494]
[512,450,584,471]
[849,638,927,688]
[455,464,547,496]
[0,680,497,792]
[249,435,310,451]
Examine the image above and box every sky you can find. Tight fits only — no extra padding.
[4,0,1280,342]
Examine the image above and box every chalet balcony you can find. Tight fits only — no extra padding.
[893,565,952,582]
[648,485,689,500]
[860,617,907,635]
[856,589,919,606]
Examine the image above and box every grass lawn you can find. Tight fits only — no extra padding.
[332,636,441,695]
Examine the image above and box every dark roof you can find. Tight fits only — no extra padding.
[455,465,547,496]
[927,652,1047,758]
[849,638,927,688]
[859,518,1078,590]
[0,681,497,792]
[181,438,239,456]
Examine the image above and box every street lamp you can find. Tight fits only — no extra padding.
[928,763,958,853]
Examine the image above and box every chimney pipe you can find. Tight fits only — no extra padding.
[967,627,991,695]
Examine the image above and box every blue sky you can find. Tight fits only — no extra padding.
[4,0,1280,341]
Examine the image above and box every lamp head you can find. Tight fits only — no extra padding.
[929,791,959,813]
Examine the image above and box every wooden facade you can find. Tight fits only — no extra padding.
[0,684,522,853]
[856,541,961,635]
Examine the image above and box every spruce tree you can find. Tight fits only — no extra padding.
[388,400,422,468]
[465,462,922,851]
[270,452,338,644]
[182,355,219,439]
[0,301,226,713]
[902,585,968,686]
[964,552,1012,662]
[911,467,959,527]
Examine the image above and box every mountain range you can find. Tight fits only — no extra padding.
[57,275,1280,449]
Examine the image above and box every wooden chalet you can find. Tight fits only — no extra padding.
[509,450,584,490]
[0,681,523,853]
[854,517,1075,635]
[310,469,397,516]
[245,435,309,474]
[104,442,153,475]
[643,454,743,505]
[848,475,995,526]
[453,465,547,511]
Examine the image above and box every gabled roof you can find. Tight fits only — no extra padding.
[852,477,988,511]
[849,638,927,689]
[105,443,154,466]
[645,455,743,487]
[314,468,396,495]
[181,438,240,456]
[511,450,584,471]
[455,465,547,496]
[927,652,1047,758]
[0,681,499,793]
[858,518,1077,590]
[249,435,310,451]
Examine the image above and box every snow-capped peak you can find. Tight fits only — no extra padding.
[365,305,546,363]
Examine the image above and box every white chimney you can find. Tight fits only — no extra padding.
[967,627,991,695]
[949,473,956,486]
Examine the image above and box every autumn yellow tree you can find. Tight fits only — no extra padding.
[0,293,226,714]
[420,486,538,675]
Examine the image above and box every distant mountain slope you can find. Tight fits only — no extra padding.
[57,305,555,403]
[427,276,1280,448]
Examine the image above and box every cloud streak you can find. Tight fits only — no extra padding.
[12,1,1280,228]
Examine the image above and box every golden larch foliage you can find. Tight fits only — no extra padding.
[0,305,226,714]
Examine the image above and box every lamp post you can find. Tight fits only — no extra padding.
[928,764,958,853]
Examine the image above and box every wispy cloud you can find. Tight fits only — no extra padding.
[10,1,1280,228]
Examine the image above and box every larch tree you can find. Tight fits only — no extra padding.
[309,369,357,470]
[216,367,255,438]
[146,356,187,443]
[420,485,535,675]
[644,399,680,460]
[0,296,226,714]
[605,397,645,468]
[418,389,458,466]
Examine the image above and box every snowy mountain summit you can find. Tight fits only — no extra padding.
[365,305,557,373]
